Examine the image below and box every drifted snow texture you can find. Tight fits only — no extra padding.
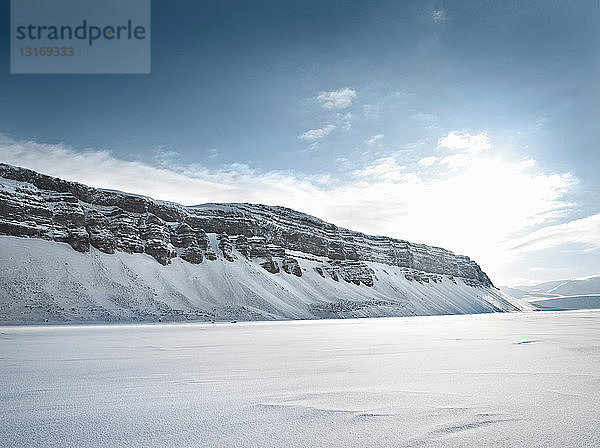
[1,311,599,447]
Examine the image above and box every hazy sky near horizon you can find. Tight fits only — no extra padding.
[1,0,599,285]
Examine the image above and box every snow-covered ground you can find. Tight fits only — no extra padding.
[1,310,599,447]
[529,295,600,310]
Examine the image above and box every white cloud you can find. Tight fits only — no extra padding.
[0,137,324,207]
[349,154,573,256]
[366,134,384,145]
[418,156,438,167]
[438,153,472,169]
[0,135,582,284]
[438,131,491,153]
[298,124,336,141]
[317,88,357,110]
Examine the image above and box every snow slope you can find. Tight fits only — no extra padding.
[0,236,524,324]
[544,276,600,296]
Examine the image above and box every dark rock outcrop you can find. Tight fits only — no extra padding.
[323,261,375,287]
[218,233,235,261]
[140,213,176,265]
[260,259,280,274]
[230,235,250,258]
[181,245,204,264]
[282,257,302,277]
[204,246,217,261]
[108,209,144,254]
[171,223,196,248]
[85,209,116,253]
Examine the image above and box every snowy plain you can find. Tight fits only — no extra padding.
[1,310,599,447]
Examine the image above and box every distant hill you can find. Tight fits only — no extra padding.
[501,276,600,311]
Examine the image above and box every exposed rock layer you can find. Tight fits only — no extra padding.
[0,163,492,286]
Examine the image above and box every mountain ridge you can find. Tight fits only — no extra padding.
[0,162,492,284]
[501,276,600,311]
[0,163,525,323]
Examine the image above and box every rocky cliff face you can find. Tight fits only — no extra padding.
[0,163,491,288]
[0,163,520,324]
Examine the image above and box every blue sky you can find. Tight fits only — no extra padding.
[1,0,599,285]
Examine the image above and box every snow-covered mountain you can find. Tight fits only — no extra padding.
[524,276,600,297]
[502,276,600,298]
[0,163,526,323]
[501,276,600,311]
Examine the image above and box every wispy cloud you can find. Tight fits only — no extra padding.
[153,148,180,167]
[431,9,446,23]
[206,148,219,159]
[366,134,384,145]
[317,87,357,110]
[354,156,406,182]
[298,124,336,141]
[411,112,437,128]
[337,112,353,130]
[508,214,600,254]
